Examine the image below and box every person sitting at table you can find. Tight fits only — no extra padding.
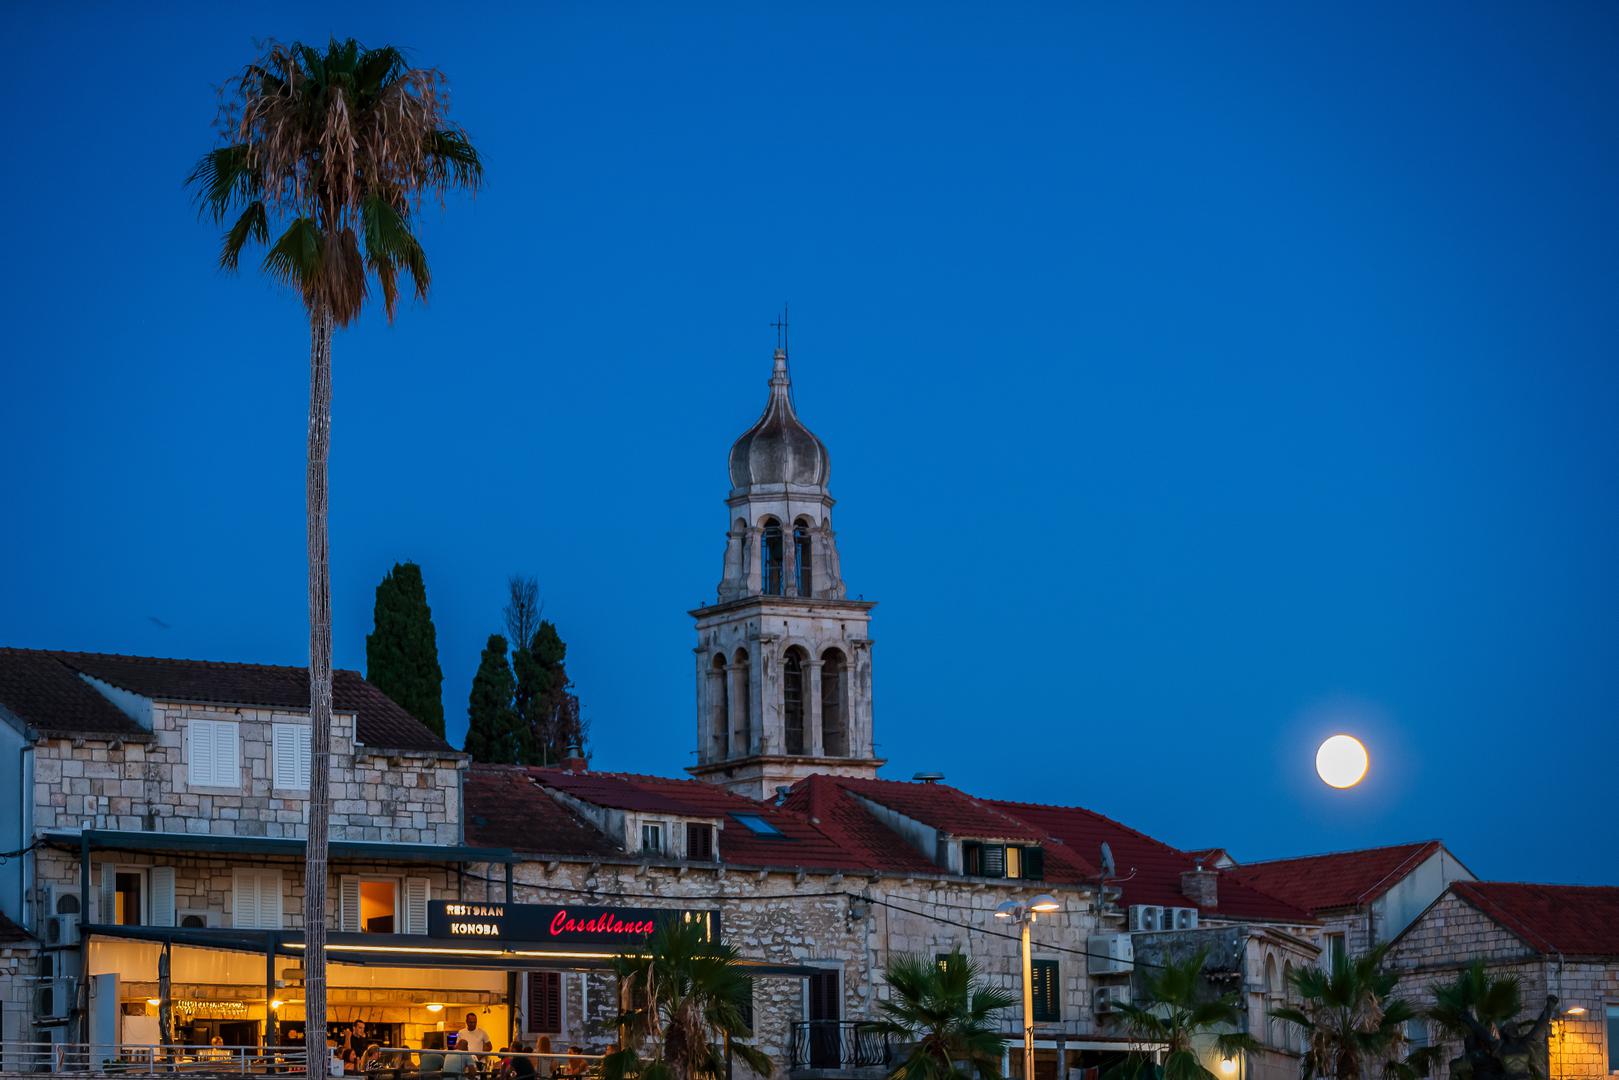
[360,1044,384,1072]
[419,1033,446,1075]
[513,1040,539,1080]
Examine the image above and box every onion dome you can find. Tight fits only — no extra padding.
[727,350,831,490]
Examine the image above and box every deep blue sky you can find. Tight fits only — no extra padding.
[4,3,1616,884]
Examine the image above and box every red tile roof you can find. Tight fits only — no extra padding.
[0,912,35,945]
[989,798,1311,922]
[830,777,1050,843]
[464,765,623,857]
[1229,841,1444,914]
[0,648,452,752]
[1449,881,1619,958]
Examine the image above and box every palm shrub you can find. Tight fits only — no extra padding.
[1426,961,1557,1080]
[1106,948,1260,1080]
[1271,945,1434,1080]
[872,952,1014,1080]
[602,920,772,1080]
[190,39,481,1080]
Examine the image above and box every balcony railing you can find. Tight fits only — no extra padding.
[0,1042,308,1074]
[787,1021,891,1072]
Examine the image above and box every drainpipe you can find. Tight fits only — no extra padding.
[79,832,91,1045]
[19,742,33,925]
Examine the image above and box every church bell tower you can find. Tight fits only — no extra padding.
[689,348,882,799]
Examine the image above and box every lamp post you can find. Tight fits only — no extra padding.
[995,894,1062,1080]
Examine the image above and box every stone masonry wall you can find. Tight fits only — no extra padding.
[31,701,463,845]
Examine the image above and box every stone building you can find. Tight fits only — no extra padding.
[1383,881,1619,1080]
[1229,840,1476,965]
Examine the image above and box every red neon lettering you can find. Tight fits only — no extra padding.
[546,908,658,938]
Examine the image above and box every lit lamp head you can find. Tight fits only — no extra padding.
[146,998,161,1008]
[425,1003,445,1013]
[1030,894,1061,913]
[269,1000,284,1011]
[1220,1058,1238,1076]
[994,901,1020,920]
[1563,1006,1587,1016]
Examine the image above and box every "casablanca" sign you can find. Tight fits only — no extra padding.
[427,901,719,946]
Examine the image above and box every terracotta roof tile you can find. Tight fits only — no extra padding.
[989,798,1312,921]
[1229,841,1444,913]
[0,648,452,753]
[1449,881,1619,958]
[463,765,623,857]
[830,777,1049,843]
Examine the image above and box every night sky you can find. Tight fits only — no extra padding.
[4,3,1616,883]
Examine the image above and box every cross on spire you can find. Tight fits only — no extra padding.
[770,303,790,354]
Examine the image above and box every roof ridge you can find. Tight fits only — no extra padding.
[1458,879,1619,892]
[988,795,1188,855]
[1239,839,1441,866]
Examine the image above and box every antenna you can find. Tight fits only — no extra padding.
[1100,842,1117,878]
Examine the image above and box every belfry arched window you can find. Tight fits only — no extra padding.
[793,521,813,596]
[761,521,784,595]
[821,648,847,756]
[783,647,806,754]
[711,653,729,760]
[733,648,751,753]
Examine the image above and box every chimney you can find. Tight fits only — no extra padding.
[1180,865,1218,909]
[560,742,588,772]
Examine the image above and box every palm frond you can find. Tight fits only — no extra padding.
[221,201,270,270]
[187,143,256,220]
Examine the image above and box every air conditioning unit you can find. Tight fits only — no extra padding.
[38,950,83,981]
[1171,907,1200,930]
[35,977,76,1020]
[1127,905,1164,932]
[1093,984,1131,1014]
[1087,933,1135,975]
[46,914,80,946]
[177,911,214,929]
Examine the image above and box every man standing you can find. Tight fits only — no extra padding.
[458,1013,493,1056]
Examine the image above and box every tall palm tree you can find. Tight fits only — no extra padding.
[602,920,773,1080]
[1426,961,1557,1080]
[871,952,1014,1080]
[1271,945,1433,1080]
[189,39,481,1080]
[1106,949,1260,1080]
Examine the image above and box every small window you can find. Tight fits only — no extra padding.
[1006,846,1022,880]
[1605,1005,1619,1073]
[793,524,813,596]
[359,879,397,933]
[1031,959,1060,1022]
[732,813,783,836]
[641,823,664,855]
[186,719,240,788]
[1325,933,1346,970]
[761,522,784,595]
[981,844,1006,878]
[233,868,284,930]
[272,723,312,790]
[687,822,715,860]
[114,872,143,926]
[936,953,967,975]
[1022,846,1045,880]
[526,971,562,1035]
[963,842,982,876]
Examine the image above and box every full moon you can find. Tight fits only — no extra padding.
[1316,734,1369,788]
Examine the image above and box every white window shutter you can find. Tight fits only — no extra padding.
[149,867,176,927]
[273,726,295,789]
[232,868,256,929]
[187,721,213,786]
[297,727,312,788]
[259,870,283,929]
[339,876,361,932]
[98,864,116,924]
[215,723,239,788]
[403,878,430,935]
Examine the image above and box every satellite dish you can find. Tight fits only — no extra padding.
[1100,842,1116,878]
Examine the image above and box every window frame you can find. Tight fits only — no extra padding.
[1030,958,1061,1023]
[232,867,285,930]
[686,822,715,861]
[186,718,241,790]
[525,971,564,1035]
[272,722,312,791]
[641,822,665,856]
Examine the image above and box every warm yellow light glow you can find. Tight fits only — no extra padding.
[1315,734,1369,788]
[1564,1006,1587,1016]
[1030,894,1061,913]
[269,1000,284,1011]
[146,998,161,1007]
[1220,1059,1238,1075]
[425,1003,444,1013]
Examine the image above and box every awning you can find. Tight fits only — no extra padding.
[46,828,514,864]
[81,923,821,977]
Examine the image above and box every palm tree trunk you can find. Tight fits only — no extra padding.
[304,307,335,1080]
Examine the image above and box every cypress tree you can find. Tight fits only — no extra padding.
[523,620,586,766]
[364,562,445,737]
[464,634,528,763]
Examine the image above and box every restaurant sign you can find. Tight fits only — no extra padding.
[428,901,719,946]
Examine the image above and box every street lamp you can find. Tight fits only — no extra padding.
[994,894,1062,1079]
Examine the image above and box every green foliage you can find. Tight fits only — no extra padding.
[365,562,445,737]
[602,921,771,1080]
[872,951,1013,1080]
[1426,961,1557,1080]
[463,635,529,763]
[514,620,586,766]
[1107,949,1259,1080]
[1271,944,1431,1080]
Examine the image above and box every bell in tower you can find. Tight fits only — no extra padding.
[689,348,883,800]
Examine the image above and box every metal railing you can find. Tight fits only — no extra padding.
[374,1047,605,1078]
[787,1021,891,1071]
[0,1042,308,1074]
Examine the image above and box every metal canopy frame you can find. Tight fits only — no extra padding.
[47,828,516,864]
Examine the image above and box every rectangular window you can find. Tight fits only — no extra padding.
[1006,846,1022,880]
[526,971,562,1034]
[232,868,284,930]
[686,823,715,860]
[114,871,143,926]
[1325,933,1346,970]
[272,723,312,790]
[1021,846,1045,880]
[936,953,967,975]
[1031,960,1060,1022]
[186,719,240,788]
[1605,1005,1619,1073]
[359,878,398,933]
[641,823,664,855]
[732,813,782,836]
[981,844,1006,878]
